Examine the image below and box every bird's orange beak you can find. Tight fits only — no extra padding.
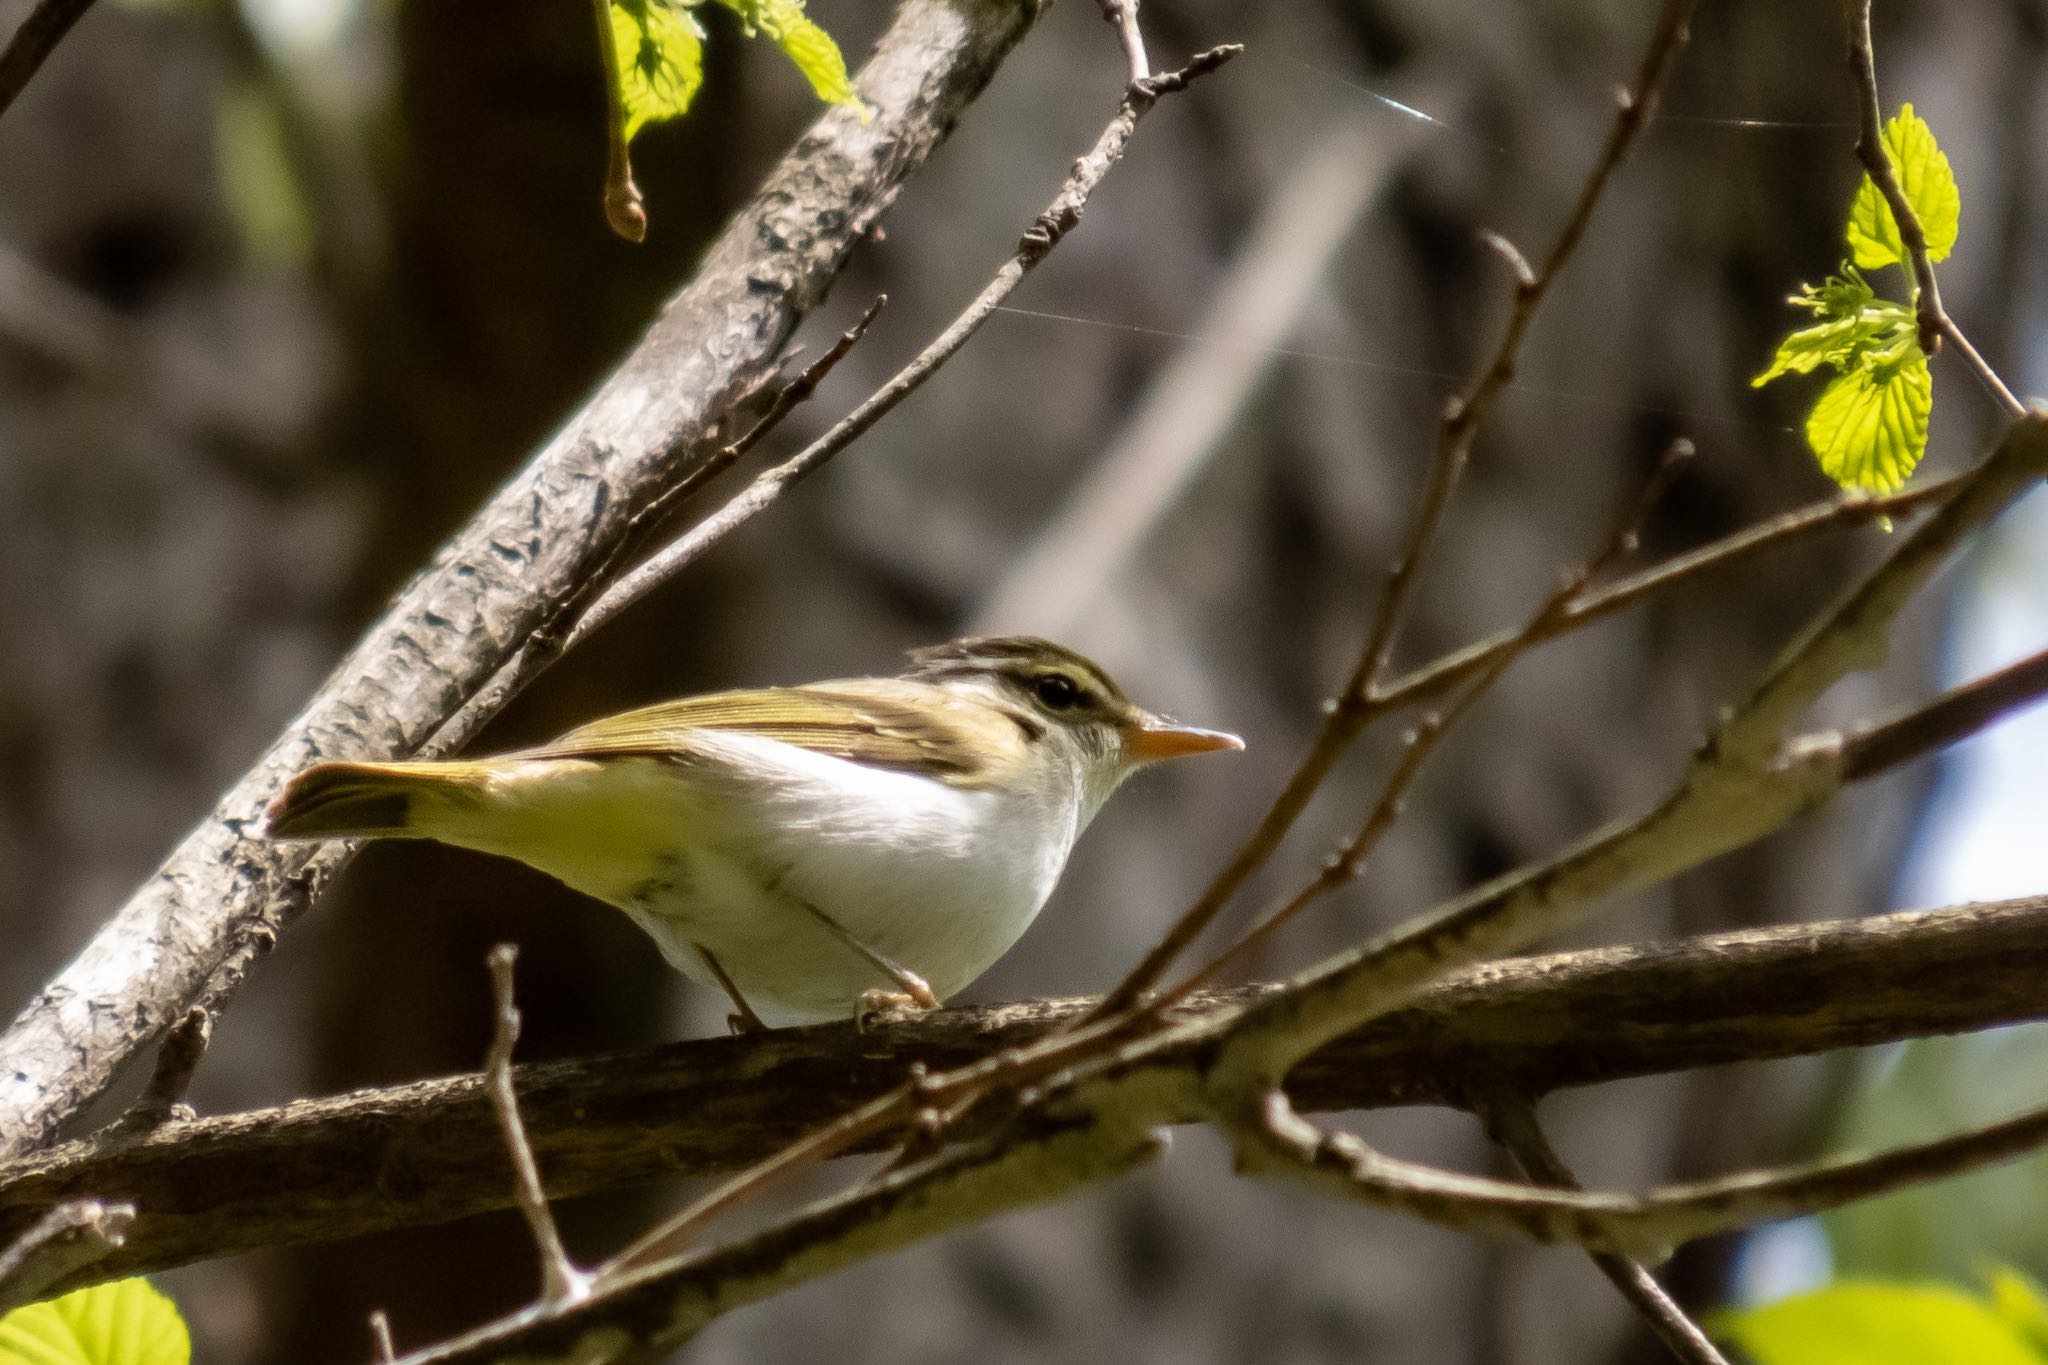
[1124,714,1245,763]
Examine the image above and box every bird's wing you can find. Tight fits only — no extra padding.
[520,680,1026,786]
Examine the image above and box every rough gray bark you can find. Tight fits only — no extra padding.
[0,0,1046,1158]
[5,897,2043,1289]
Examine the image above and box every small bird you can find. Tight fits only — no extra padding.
[266,636,1242,1029]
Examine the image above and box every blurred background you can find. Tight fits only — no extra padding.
[2,0,2047,1360]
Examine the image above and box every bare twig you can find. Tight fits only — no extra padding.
[590,0,647,241]
[1161,440,1694,1006]
[973,104,1433,634]
[425,298,883,758]
[1096,0,1149,84]
[1235,1084,2048,1263]
[562,47,1239,651]
[1842,0,2024,416]
[1375,476,1956,717]
[369,1310,397,1363]
[0,1199,133,1315]
[483,946,589,1307]
[0,0,96,119]
[107,1006,211,1137]
[1207,416,2048,1089]
[1481,1096,1732,1365]
[1841,641,2048,781]
[1089,0,1697,1017]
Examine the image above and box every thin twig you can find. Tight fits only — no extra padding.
[1842,0,2024,416]
[369,1310,397,1363]
[1096,0,1149,84]
[590,0,647,242]
[0,0,96,119]
[106,1006,211,1136]
[0,1199,133,1315]
[563,45,1240,650]
[1208,415,2048,1086]
[1088,0,1696,1018]
[483,946,589,1307]
[1375,476,1955,717]
[1840,641,2048,781]
[1160,440,1694,1006]
[1481,1096,1732,1365]
[1234,1085,2048,1263]
[425,298,883,758]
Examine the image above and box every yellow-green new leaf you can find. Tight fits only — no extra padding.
[610,1,706,140]
[715,0,863,110]
[0,1279,190,1365]
[1991,1268,2048,1355]
[1848,103,1960,270]
[1715,1282,2048,1365]
[1805,349,1931,494]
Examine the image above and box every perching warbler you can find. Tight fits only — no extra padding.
[266,636,1242,1029]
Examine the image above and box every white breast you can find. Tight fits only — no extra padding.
[464,733,1091,1026]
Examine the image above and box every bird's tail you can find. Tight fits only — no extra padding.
[265,760,496,840]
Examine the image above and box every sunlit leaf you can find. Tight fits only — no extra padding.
[610,0,706,140]
[714,0,864,111]
[1715,1281,2048,1365]
[1991,1267,2048,1355]
[0,1279,190,1365]
[1805,347,1931,494]
[1848,103,1961,270]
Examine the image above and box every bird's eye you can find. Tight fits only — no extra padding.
[1032,672,1082,710]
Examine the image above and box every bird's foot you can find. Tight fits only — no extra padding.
[856,988,933,1033]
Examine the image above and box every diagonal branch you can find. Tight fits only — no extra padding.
[0,0,1049,1161]
[0,0,96,119]
[1089,0,1698,1016]
[1481,1096,1732,1365]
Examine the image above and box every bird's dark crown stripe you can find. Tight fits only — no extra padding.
[905,635,1128,702]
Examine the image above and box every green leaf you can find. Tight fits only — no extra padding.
[609,0,706,140]
[1753,267,1917,388]
[1715,1281,2048,1365]
[713,0,864,111]
[0,1279,190,1365]
[1990,1267,2048,1355]
[1805,346,1931,494]
[1848,103,1961,270]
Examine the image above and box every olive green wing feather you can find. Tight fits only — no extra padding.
[522,683,1021,783]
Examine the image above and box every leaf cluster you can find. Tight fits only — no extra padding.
[1756,104,1959,494]
[608,0,862,141]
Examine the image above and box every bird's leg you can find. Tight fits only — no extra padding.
[794,900,940,1017]
[695,944,768,1034]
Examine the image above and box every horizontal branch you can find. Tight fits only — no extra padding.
[5,897,2044,1288]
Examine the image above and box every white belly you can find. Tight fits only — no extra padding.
[447,735,1084,1026]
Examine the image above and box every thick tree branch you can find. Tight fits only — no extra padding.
[6,897,2046,1288]
[0,0,1047,1160]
